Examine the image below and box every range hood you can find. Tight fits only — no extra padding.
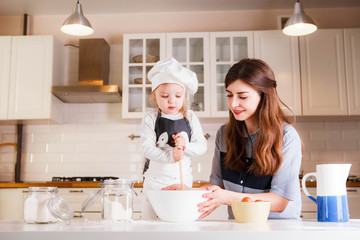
[52,38,122,103]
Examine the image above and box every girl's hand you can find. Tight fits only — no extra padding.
[172,147,184,162]
[198,185,232,219]
[172,133,186,150]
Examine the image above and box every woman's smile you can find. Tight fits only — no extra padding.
[233,109,245,115]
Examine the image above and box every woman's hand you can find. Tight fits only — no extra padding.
[198,185,233,219]
[162,184,192,190]
[172,147,184,162]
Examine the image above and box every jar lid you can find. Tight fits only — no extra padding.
[102,179,134,185]
[81,188,103,212]
[28,187,58,193]
[47,197,74,225]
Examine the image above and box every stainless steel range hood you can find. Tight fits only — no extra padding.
[52,38,122,103]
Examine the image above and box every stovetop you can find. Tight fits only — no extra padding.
[51,176,119,182]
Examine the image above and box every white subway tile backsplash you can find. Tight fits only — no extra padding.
[325,121,359,130]
[310,151,344,163]
[32,133,63,143]
[309,130,342,141]
[303,140,327,151]
[343,129,360,140]
[1,111,360,181]
[0,152,16,163]
[2,134,17,142]
[327,140,359,151]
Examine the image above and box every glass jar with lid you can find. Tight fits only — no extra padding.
[82,179,136,221]
[23,187,74,224]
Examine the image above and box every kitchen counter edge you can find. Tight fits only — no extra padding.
[1,181,360,188]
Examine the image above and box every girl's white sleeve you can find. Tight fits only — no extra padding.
[184,111,207,157]
[140,112,174,163]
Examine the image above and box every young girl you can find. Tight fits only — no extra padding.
[140,57,207,219]
[164,58,302,219]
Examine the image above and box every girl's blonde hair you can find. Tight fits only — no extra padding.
[224,58,295,176]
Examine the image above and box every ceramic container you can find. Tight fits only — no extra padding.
[146,190,209,222]
[231,201,270,223]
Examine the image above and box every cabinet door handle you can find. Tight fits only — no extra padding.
[347,189,357,193]
[69,190,84,193]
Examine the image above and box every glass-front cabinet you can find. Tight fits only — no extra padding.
[122,34,166,118]
[122,32,254,118]
[166,32,210,117]
[209,32,254,117]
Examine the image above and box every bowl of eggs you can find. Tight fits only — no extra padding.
[146,190,210,222]
[231,197,270,223]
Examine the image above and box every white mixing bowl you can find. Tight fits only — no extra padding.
[146,190,210,222]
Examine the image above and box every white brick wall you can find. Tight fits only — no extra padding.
[1,109,360,182]
[1,45,359,182]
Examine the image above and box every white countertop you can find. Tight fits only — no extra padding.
[0,219,359,240]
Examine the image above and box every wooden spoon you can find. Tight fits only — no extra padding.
[179,159,184,190]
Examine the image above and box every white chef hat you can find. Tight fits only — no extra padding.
[147,57,198,94]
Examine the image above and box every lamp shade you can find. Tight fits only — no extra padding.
[283,1,317,36]
[61,1,93,36]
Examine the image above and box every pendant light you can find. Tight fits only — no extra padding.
[283,0,317,36]
[61,0,94,36]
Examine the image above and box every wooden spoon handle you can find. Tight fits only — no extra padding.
[179,159,184,190]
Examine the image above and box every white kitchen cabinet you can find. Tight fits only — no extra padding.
[122,33,166,119]
[347,187,360,219]
[300,187,317,219]
[0,188,25,220]
[209,31,254,117]
[166,32,211,117]
[0,37,11,119]
[254,30,302,115]
[0,35,64,122]
[300,29,348,116]
[122,31,254,118]
[301,186,360,220]
[344,29,360,115]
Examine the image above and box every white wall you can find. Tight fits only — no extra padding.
[1,44,360,182]
[1,109,360,182]
[1,7,360,182]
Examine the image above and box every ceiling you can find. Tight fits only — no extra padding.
[0,0,360,16]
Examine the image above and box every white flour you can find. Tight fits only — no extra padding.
[24,192,58,224]
[103,197,132,221]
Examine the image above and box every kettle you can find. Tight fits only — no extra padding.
[302,164,351,222]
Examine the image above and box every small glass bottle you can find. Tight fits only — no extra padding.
[102,179,134,221]
[23,187,59,224]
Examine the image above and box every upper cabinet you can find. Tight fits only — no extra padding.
[167,32,211,118]
[122,33,166,119]
[0,35,64,122]
[122,32,253,118]
[210,31,254,117]
[254,30,301,115]
[0,37,11,120]
[300,29,348,116]
[123,29,360,118]
[344,29,360,115]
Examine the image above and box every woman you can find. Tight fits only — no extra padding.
[164,58,302,219]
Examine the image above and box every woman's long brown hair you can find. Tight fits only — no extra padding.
[224,59,294,176]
